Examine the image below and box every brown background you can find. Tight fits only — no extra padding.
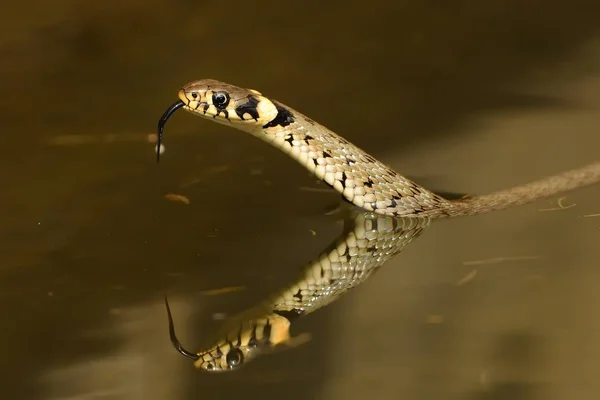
[1,1,599,399]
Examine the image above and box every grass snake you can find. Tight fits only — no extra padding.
[157,79,600,372]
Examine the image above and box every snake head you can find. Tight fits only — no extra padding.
[178,79,280,131]
[194,313,292,372]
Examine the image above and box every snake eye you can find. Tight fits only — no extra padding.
[212,91,230,109]
[191,92,198,99]
[225,348,244,368]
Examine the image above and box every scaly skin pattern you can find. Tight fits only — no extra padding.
[190,213,431,372]
[161,79,599,372]
[173,79,600,218]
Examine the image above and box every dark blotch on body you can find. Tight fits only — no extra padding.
[386,167,398,176]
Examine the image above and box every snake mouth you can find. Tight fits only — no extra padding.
[156,100,185,162]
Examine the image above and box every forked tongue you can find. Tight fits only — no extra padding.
[156,100,185,162]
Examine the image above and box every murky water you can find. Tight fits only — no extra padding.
[2,1,600,399]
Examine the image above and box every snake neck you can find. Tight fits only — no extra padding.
[245,103,454,218]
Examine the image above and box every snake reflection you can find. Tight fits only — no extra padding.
[166,212,431,372]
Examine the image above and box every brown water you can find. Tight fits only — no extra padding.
[1,1,600,399]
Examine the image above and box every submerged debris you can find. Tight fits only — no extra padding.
[164,193,190,204]
[538,197,576,211]
[212,313,227,320]
[179,165,232,188]
[456,269,477,286]
[200,286,246,296]
[462,256,542,266]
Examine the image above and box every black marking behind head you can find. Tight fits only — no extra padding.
[263,104,295,129]
[157,100,185,162]
[235,95,260,121]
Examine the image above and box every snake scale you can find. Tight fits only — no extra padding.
[157,79,600,371]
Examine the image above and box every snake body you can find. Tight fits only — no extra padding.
[166,213,430,371]
[158,79,600,371]
[158,79,600,218]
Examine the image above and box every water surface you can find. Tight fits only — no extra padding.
[1,1,600,399]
